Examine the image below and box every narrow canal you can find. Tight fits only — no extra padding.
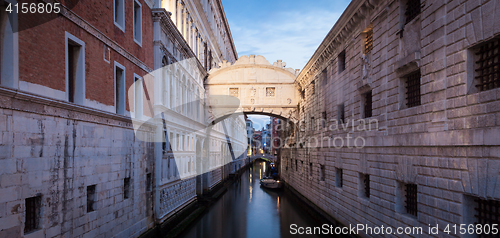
[177,161,327,238]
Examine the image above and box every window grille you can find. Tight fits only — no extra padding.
[25,196,41,233]
[365,29,373,53]
[364,174,370,198]
[405,184,418,216]
[364,91,373,118]
[87,185,96,212]
[405,0,421,25]
[474,198,500,238]
[475,38,500,91]
[406,71,421,108]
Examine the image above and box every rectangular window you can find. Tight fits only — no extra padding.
[337,103,345,124]
[311,80,315,95]
[66,32,85,105]
[474,38,500,92]
[146,173,152,192]
[25,196,42,234]
[405,0,421,25]
[87,185,96,212]
[322,111,327,128]
[335,168,343,187]
[359,173,370,198]
[364,91,373,118]
[405,183,418,216]
[310,117,315,131]
[124,177,131,199]
[295,160,298,171]
[115,62,126,115]
[320,165,325,181]
[309,162,313,176]
[321,68,328,86]
[133,0,142,45]
[301,89,305,99]
[338,50,346,73]
[405,71,421,108]
[365,28,373,53]
[229,88,239,97]
[114,0,125,31]
[266,87,275,97]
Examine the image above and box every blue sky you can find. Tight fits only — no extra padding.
[221,0,350,70]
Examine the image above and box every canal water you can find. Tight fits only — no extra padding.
[177,161,326,238]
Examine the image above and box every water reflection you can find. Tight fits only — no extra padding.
[177,161,325,238]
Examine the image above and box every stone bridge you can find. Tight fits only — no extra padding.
[249,153,277,163]
[205,55,300,123]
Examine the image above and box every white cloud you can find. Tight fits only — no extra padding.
[229,9,343,70]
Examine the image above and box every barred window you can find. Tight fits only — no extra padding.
[475,38,500,92]
[365,29,373,53]
[474,198,500,238]
[405,183,418,216]
[87,185,96,212]
[360,173,370,198]
[405,71,421,108]
[405,0,421,25]
[25,196,42,234]
[335,168,343,187]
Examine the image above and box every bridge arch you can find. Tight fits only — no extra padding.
[206,55,300,123]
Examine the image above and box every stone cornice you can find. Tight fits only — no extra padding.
[297,0,380,87]
[152,8,208,77]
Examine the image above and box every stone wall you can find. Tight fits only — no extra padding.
[0,88,156,238]
[283,0,500,237]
